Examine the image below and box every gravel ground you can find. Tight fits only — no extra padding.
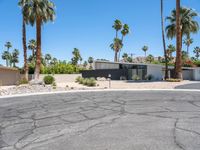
[1,80,200,96]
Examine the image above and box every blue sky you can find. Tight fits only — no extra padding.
[0,0,200,66]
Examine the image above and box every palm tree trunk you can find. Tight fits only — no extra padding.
[22,17,29,81]
[175,0,182,79]
[161,0,168,79]
[114,51,118,62]
[34,17,42,80]
[118,36,124,62]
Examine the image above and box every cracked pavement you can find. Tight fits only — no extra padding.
[0,91,200,150]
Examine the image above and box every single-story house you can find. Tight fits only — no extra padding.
[82,61,200,81]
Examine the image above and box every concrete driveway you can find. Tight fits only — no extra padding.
[0,91,200,150]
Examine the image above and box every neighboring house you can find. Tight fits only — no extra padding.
[0,66,20,86]
[82,61,200,81]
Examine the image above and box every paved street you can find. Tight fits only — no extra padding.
[0,91,200,150]
[175,83,200,90]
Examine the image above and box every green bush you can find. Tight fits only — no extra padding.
[41,63,85,74]
[17,77,29,85]
[193,60,200,67]
[76,77,96,87]
[43,75,55,85]
[132,75,140,81]
[145,74,154,81]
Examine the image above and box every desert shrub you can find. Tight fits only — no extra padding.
[166,78,182,82]
[145,74,154,81]
[132,75,140,81]
[76,77,96,87]
[75,76,82,83]
[17,77,29,85]
[43,75,55,85]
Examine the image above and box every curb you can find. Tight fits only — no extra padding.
[0,88,200,99]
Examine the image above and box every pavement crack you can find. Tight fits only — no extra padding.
[173,119,186,150]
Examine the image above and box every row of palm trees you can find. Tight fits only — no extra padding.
[19,0,55,81]
[161,0,199,79]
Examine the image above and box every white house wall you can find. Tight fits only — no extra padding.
[147,65,163,80]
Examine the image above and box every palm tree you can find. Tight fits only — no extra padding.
[110,38,123,62]
[166,6,199,79]
[11,49,20,67]
[19,0,30,80]
[83,61,88,68]
[193,47,200,60]
[161,0,168,79]
[50,57,58,65]
[118,24,130,61]
[88,57,94,69]
[183,36,193,56]
[2,51,10,67]
[4,42,12,67]
[112,19,123,38]
[24,0,55,80]
[142,46,148,57]
[167,44,176,59]
[175,0,182,79]
[28,39,37,57]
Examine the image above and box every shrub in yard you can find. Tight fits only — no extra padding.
[76,77,96,87]
[43,75,55,85]
[145,74,154,81]
[166,78,182,82]
[17,77,29,85]
[75,76,82,83]
[132,75,140,81]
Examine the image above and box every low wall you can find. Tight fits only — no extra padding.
[0,66,20,86]
[39,74,81,83]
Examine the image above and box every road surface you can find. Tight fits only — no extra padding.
[0,91,200,150]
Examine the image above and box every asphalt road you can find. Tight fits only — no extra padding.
[175,83,200,89]
[0,91,200,150]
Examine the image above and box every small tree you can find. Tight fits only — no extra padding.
[83,61,88,68]
[45,54,52,66]
[146,54,154,63]
[88,57,94,69]
[193,47,200,60]
[71,48,82,66]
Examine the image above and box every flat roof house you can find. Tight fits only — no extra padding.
[82,61,200,81]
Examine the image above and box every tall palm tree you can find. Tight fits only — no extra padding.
[175,0,182,79]
[4,42,12,67]
[161,0,168,79]
[11,49,20,67]
[118,24,130,61]
[19,0,29,80]
[110,38,123,62]
[167,44,176,59]
[166,6,199,79]
[183,36,193,56]
[142,46,148,57]
[28,39,37,57]
[2,51,10,67]
[24,0,55,80]
[112,19,123,38]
